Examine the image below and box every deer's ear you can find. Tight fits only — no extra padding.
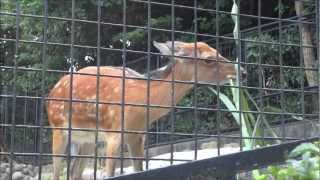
[165,41,191,56]
[153,41,171,55]
[153,41,193,57]
[154,41,186,56]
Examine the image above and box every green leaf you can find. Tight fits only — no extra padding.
[208,87,252,148]
[253,174,268,180]
[277,169,289,180]
[289,143,320,158]
[267,166,281,177]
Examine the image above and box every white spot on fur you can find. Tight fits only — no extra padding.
[109,110,115,117]
[63,80,68,86]
[89,95,96,100]
[48,110,54,116]
[59,113,65,118]
[114,87,119,92]
[52,104,60,109]
[57,88,62,93]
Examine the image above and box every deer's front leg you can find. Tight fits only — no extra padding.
[105,134,120,177]
[127,135,144,172]
[52,129,67,180]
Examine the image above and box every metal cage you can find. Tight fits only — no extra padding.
[0,0,319,180]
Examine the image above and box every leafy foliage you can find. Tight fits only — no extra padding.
[245,28,302,90]
[254,142,320,180]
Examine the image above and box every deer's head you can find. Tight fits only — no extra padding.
[153,41,241,84]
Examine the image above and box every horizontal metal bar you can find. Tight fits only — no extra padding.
[107,137,318,180]
[0,122,308,142]
[1,67,319,94]
[0,152,192,162]
[238,14,315,35]
[253,86,319,100]
[2,55,319,74]
[0,2,316,26]
[1,93,319,118]
[1,26,317,48]
[128,0,316,25]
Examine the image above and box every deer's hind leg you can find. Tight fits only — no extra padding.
[105,133,121,177]
[127,134,144,172]
[70,143,94,180]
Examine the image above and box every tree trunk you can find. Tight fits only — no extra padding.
[294,1,317,86]
[294,1,319,114]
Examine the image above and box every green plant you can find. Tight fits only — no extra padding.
[254,142,320,180]
[228,0,279,151]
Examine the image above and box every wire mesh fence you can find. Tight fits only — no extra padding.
[0,0,319,179]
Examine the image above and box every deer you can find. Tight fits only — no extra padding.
[46,41,240,179]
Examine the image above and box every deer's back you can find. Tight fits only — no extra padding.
[46,66,146,130]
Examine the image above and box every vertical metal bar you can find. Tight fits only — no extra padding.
[215,0,221,156]
[155,120,159,144]
[3,87,8,152]
[156,55,160,69]
[9,1,20,179]
[66,0,76,179]
[38,0,48,178]
[170,0,176,166]
[35,92,39,153]
[257,0,264,145]
[193,0,199,161]
[317,0,320,135]
[236,0,243,151]
[301,3,307,140]
[278,0,286,142]
[0,93,3,152]
[120,0,127,174]
[145,0,152,170]
[34,97,38,161]
[23,92,27,161]
[94,0,102,179]
[257,0,267,144]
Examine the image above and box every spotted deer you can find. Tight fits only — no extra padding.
[47,41,239,179]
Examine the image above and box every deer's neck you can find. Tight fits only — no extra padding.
[149,61,193,118]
